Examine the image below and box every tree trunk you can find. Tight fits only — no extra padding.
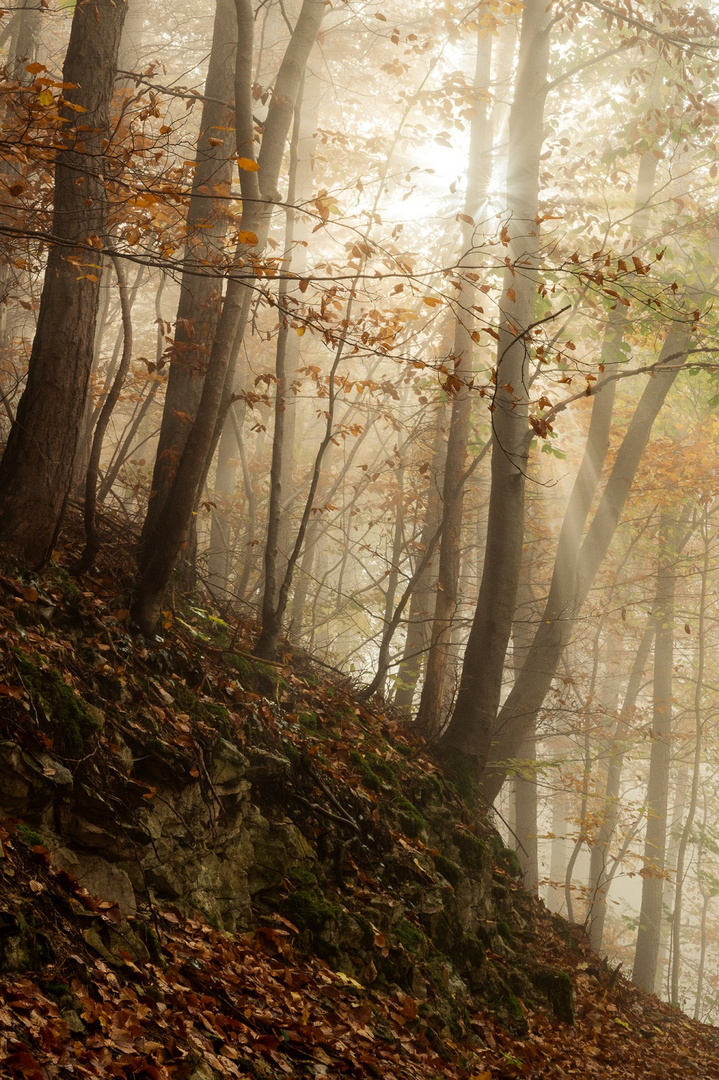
[632,512,681,993]
[393,402,449,709]
[439,0,551,773]
[587,618,654,951]
[79,254,134,571]
[415,28,492,736]
[474,329,689,804]
[133,0,325,634]
[669,513,708,1003]
[0,0,126,566]
[139,0,236,552]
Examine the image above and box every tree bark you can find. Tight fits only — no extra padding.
[632,512,681,993]
[79,254,134,571]
[133,0,325,634]
[140,0,237,551]
[587,618,654,951]
[669,512,708,1003]
[439,0,552,776]
[415,28,492,736]
[474,329,690,804]
[393,402,450,709]
[0,0,126,566]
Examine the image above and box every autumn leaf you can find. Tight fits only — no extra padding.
[237,156,259,171]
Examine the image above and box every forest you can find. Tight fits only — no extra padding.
[2,0,719,1051]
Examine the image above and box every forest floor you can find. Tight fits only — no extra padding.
[1,515,719,1079]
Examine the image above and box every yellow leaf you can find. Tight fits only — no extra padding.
[236,230,258,245]
[237,156,259,172]
[296,326,305,336]
[38,88,54,106]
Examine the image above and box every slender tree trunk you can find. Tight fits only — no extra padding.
[79,254,134,571]
[669,514,708,1002]
[511,549,539,892]
[632,512,681,993]
[473,329,689,804]
[133,0,325,634]
[439,0,551,771]
[415,28,492,736]
[394,402,449,708]
[443,145,660,800]
[694,797,712,1022]
[140,0,237,550]
[587,618,654,951]
[0,0,127,566]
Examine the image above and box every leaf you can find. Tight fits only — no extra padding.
[37,88,54,106]
[236,230,258,245]
[25,62,47,75]
[506,287,516,302]
[237,156,259,171]
[0,685,24,698]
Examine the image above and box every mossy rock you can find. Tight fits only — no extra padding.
[454,830,488,873]
[394,796,426,839]
[532,965,575,1023]
[282,887,342,933]
[394,918,426,954]
[15,654,99,754]
[496,845,523,879]
[349,751,382,791]
[433,854,462,887]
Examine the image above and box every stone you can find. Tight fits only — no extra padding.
[51,847,137,916]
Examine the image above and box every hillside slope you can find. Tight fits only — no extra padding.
[0,536,718,1079]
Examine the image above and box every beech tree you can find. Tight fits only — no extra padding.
[0,0,127,564]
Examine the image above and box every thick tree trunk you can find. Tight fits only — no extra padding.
[140,0,237,551]
[632,513,680,993]
[133,0,325,634]
[439,0,551,774]
[0,0,126,566]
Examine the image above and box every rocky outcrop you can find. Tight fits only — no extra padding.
[0,707,574,1031]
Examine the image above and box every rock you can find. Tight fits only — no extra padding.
[0,741,73,820]
[211,738,249,794]
[50,847,137,916]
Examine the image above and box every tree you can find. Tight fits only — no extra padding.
[133,0,326,634]
[0,0,127,565]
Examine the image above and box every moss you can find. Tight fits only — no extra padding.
[433,855,462,887]
[350,751,382,791]
[297,711,320,732]
[365,754,397,784]
[394,796,426,838]
[16,654,99,754]
[286,865,318,886]
[16,825,43,847]
[532,966,575,1023]
[497,920,513,941]
[497,845,523,879]
[282,888,342,932]
[395,918,425,953]
[227,653,278,695]
[438,745,478,807]
[352,912,375,949]
[429,911,459,956]
[454,830,487,873]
